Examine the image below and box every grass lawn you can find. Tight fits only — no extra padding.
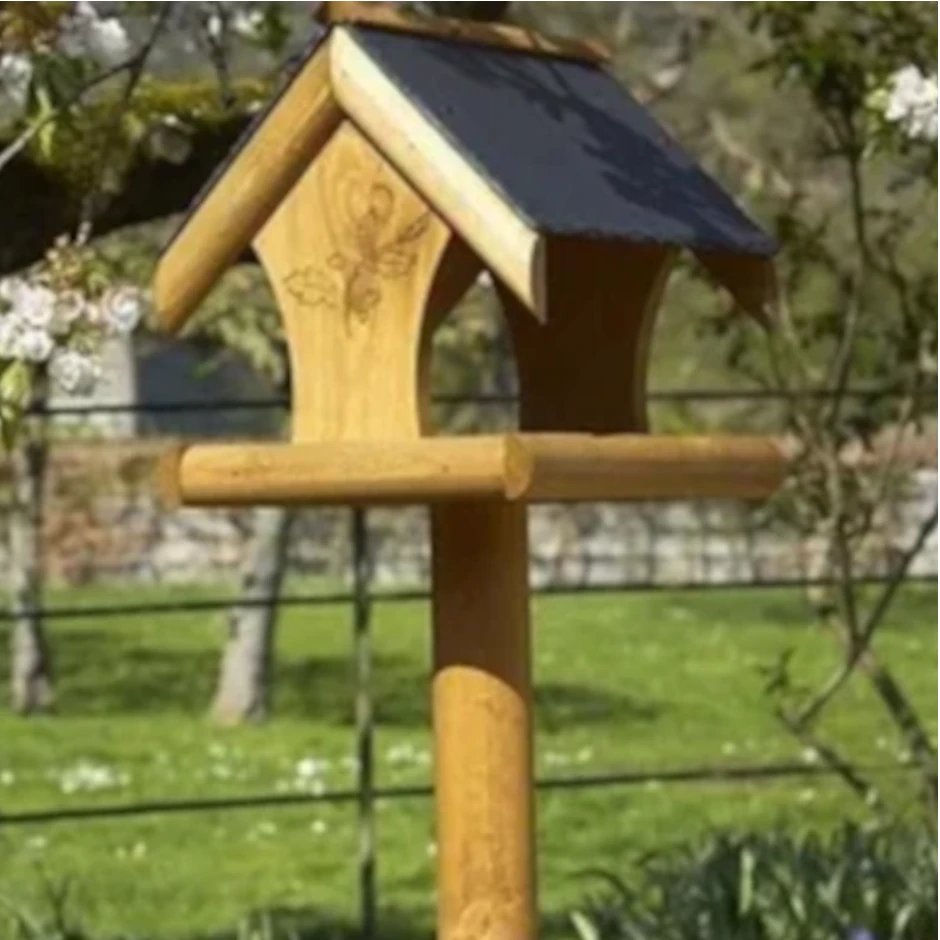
[0,583,935,938]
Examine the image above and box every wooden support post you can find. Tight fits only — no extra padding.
[430,501,536,940]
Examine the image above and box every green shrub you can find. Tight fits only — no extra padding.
[569,824,937,940]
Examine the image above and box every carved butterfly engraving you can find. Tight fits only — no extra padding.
[283,176,431,330]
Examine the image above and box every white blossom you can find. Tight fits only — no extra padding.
[49,348,99,395]
[206,13,224,40]
[101,286,145,334]
[8,282,56,333]
[14,329,54,363]
[51,290,91,336]
[0,316,21,358]
[233,10,265,39]
[149,114,194,165]
[0,53,33,107]
[58,3,131,68]
[882,65,938,142]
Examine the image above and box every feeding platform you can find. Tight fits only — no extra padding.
[152,4,786,938]
[162,434,785,507]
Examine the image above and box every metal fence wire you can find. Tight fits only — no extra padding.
[0,387,936,937]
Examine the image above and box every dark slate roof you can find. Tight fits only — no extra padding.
[351,26,776,257]
[165,24,328,252]
[168,22,775,262]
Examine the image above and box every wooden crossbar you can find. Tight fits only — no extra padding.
[159,434,787,508]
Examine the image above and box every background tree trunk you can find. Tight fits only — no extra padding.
[9,394,53,714]
[210,505,295,724]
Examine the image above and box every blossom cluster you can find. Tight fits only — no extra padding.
[0,2,131,107]
[875,65,938,143]
[0,274,145,396]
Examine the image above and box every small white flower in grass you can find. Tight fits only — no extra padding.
[59,759,128,794]
[800,746,820,765]
[49,349,99,395]
[0,53,32,107]
[296,757,325,780]
[0,769,14,786]
[102,286,145,335]
[310,819,328,836]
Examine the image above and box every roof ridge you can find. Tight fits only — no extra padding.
[316,1,609,64]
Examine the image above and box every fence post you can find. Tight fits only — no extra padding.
[351,507,377,939]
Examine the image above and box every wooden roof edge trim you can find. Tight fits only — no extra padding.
[330,29,548,321]
[317,2,610,65]
[153,38,343,334]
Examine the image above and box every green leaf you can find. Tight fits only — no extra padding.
[0,361,34,450]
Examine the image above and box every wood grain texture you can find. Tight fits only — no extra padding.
[330,30,547,319]
[431,500,536,940]
[501,240,677,433]
[253,121,465,442]
[518,433,788,502]
[154,40,342,334]
[161,434,787,507]
[161,437,523,506]
[320,2,609,63]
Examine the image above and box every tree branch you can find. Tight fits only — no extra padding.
[0,113,250,275]
[795,506,937,728]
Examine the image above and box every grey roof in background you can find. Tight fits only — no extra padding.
[352,26,776,257]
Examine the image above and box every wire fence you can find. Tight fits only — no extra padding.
[0,387,936,936]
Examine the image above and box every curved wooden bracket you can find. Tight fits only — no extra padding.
[252,121,479,442]
[499,239,677,434]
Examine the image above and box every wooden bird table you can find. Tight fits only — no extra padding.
[162,434,784,939]
[152,6,786,938]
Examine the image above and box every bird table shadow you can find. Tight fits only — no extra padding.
[21,628,662,731]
